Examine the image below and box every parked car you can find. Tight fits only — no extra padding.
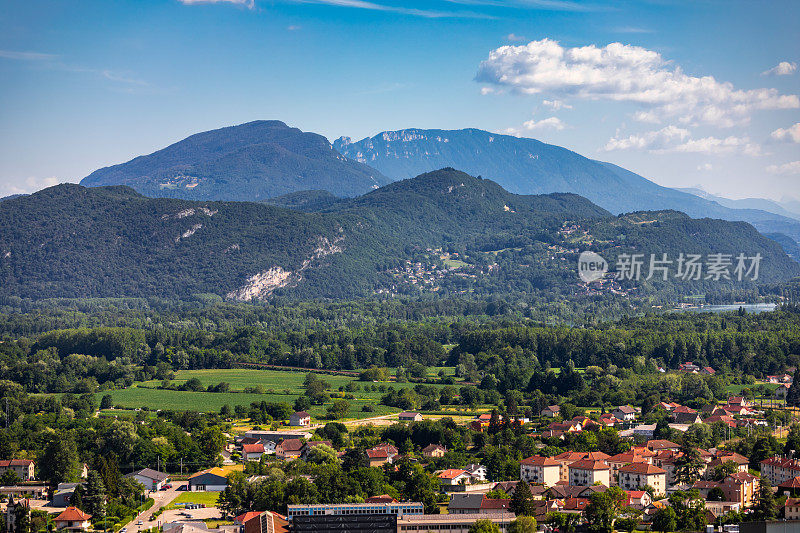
[161,484,172,490]
[136,520,143,526]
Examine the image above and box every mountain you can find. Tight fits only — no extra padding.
[334,128,800,242]
[2,169,797,301]
[677,187,800,221]
[81,120,391,201]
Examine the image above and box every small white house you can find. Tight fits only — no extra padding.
[125,468,169,491]
[612,406,637,422]
[464,464,488,482]
[290,411,311,427]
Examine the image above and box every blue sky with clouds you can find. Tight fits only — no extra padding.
[1,0,798,200]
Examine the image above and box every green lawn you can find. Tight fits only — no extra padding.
[103,368,452,419]
[170,491,220,506]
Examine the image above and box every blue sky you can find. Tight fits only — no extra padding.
[1,0,798,201]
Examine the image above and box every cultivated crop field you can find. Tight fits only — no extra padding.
[104,368,454,420]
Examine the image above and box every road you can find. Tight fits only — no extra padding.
[126,483,186,533]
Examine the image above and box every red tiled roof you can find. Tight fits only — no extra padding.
[0,460,33,467]
[278,438,304,452]
[242,443,264,454]
[481,498,511,510]
[521,455,560,467]
[778,476,800,489]
[619,462,665,475]
[235,512,262,524]
[293,411,310,418]
[438,469,468,480]
[646,440,680,451]
[55,507,91,522]
[365,495,397,503]
[554,451,587,462]
[367,449,389,459]
[570,459,609,471]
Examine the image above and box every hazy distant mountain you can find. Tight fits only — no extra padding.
[81,120,391,201]
[335,128,800,242]
[2,169,797,300]
[678,187,800,221]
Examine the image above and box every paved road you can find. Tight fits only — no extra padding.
[126,483,186,533]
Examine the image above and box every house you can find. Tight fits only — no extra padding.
[728,396,751,408]
[760,456,800,485]
[633,424,657,439]
[520,456,560,486]
[568,459,610,487]
[778,476,800,496]
[437,469,471,487]
[366,448,390,467]
[785,498,800,520]
[422,444,447,458]
[125,468,169,491]
[553,451,589,482]
[6,497,30,533]
[51,483,83,507]
[646,440,681,452]
[242,443,266,462]
[674,411,703,425]
[541,405,560,418]
[721,472,759,507]
[398,412,423,422]
[701,366,716,375]
[612,406,636,422]
[0,460,35,481]
[289,411,311,427]
[707,451,749,475]
[188,468,229,491]
[607,449,654,482]
[464,464,488,483]
[238,511,288,533]
[624,490,652,510]
[657,402,681,412]
[276,438,304,460]
[678,362,701,373]
[54,507,92,532]
[617,463,666,494]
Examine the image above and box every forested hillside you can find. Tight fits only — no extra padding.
[1,169,797,301]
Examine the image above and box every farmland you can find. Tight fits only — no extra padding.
[103,368,458,421]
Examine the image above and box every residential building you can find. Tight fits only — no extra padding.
[778,476,800,496]
[553,451,588,482]
[421,444,447,458]
[624,490,652,510]
[612,406,636,422]
[367,448,391,467]
[242,443,265,462]
[568,459,610,487]
[0,460,35,482]
[125,468,169,491]
[541,405,560,418]
[721,472,759,507]
[54,507,92,532]
[276,439,304,460]
[447,494,511,514]
[464,464,488,482]
[617,463,666,494]
[760,456,800,486]
[519,455,560,486]
[646,440,681,452]
[437,469,470,487]
[6,497,29,533]
[398,412,423,422]
[785,498,800,520]
[289,412,310,427]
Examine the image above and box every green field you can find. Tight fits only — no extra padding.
[170,491,220,506]
[104,368,451,420]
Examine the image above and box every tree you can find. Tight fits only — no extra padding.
[755,476,777,520]
[100,394,113,410]
[84,470,106,518]
[39,433,81,489]
[615,516,640,533]
[294,395,311,413]
[305,444,339,464]
[508,516,536,533]
[584,486,626,533]
[673,443,704,485]
[652,506,677,533]
[787,368,800,407]
[707,487,725,501]
[469,519,500,533]
[326,400,350,420]
[510,480,536,516]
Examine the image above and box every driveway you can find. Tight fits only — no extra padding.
[126,483,186,533]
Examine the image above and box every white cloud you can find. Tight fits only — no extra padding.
[480,87,495,95]
[179,0,255,6]
[522,116,565,130]
[0,176,62,196]
[763,61,797,76]
[507,33,526,42]
[697,163,713,171]
[476,39,799,127]
[0,50,57,61]
[287,25,302,30]
[766,161,800,175]
[288,0,492,18]
[771,123,800,143]
[542,99,571,110]
[604,126,761,156]
[603,125,689,151]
